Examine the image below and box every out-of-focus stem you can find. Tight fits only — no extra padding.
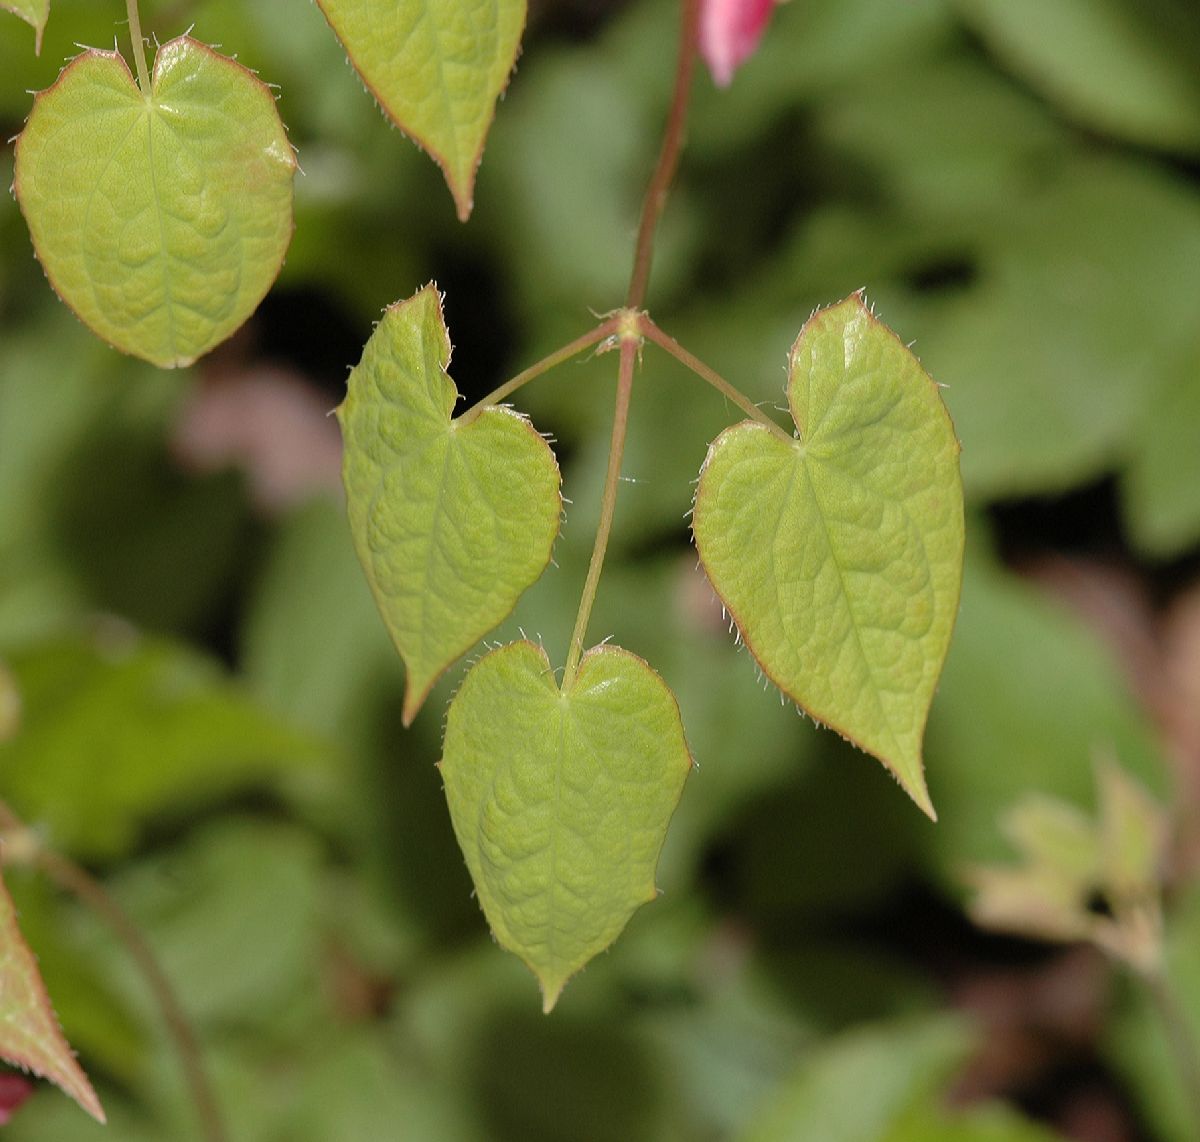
[1144,963,1200,1137]
[0,802,227,1142]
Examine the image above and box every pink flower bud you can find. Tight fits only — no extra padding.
[0,1074,35,1125]
[699,0,776,87]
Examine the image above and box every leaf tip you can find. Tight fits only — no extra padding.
[400,694,420,728]
[539,975,565,1014]
[901,770,937,822]
[400,664,436,727]
[451,185,474,223]
[77,1083,106,1125]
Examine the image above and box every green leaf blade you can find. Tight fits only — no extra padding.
[440,641,692,1011]
[0,868,104,1123]
[13,37,295,368]
[316,0,526,220]
[693,295,963,817]
[1,0,48,52]
[338,286,561,723]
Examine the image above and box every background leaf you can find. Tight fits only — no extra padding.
[0,625,327,859]
[912,157,1200,500]
[745,1015,1068,1141]
[923,541,1169,883]
[1107,887,1200,1142]
[1120,329,1200,556]
[742,1016,971,1142]
[954,0,1200,151]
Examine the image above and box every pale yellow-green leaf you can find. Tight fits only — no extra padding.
[693,294,963,817]
[999,795,1101,886]
[13,37,295,368]
[338,286,561,724]
[1,0,48,52]
[967,762,1168,969]
[968,794,1104,936]
[1097,760,1167,902]
[0,866,104,1122]
[316,0,526,220]
[440,640,692,1011]
[966,864,1098,946]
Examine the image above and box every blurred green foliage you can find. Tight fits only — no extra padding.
[1,0,1198,1137]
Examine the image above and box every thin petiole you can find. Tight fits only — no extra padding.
[457,317,621,426]
[563,337,638,686]
[125,0,151,94]
[562,0,701,677]
[640,317,793,442]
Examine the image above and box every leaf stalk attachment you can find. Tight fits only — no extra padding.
[458,316,621,425]
[564,333,639,686]
[641,316,792,441]
[564,0,700,679]
[125,0,151,94]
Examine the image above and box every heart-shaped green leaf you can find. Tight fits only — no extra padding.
[13,37,295,368]
[440,640,692,1011]
[1,0,48,52]
[693,294,963,818]
[316,0,525,221]
[338,286,561,724]
[0,867,104,1122]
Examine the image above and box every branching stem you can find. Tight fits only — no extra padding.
[626,0,699,310]
[640,316,792,441]
[563,0,699,676]
[564,336,638,685]
[458,317,621,426]
[0,802,227,1142]
[125,0,151,94]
